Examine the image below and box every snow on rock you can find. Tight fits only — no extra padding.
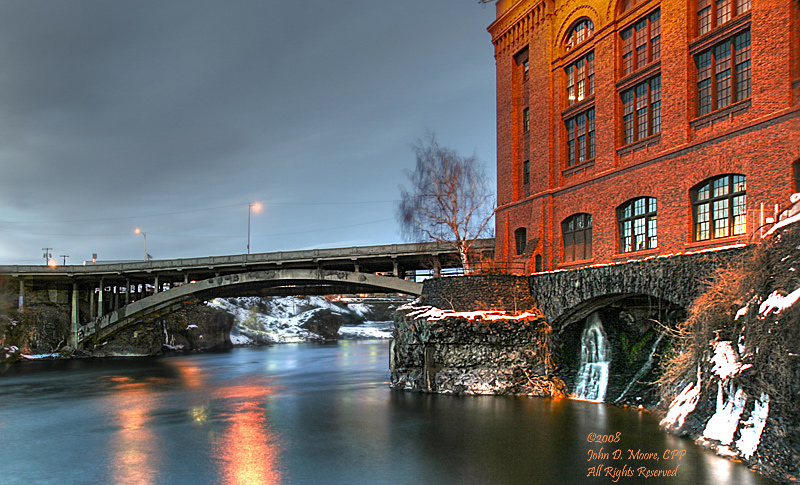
[400,302,542,323]
[758,288,800,317]
[709,340,752,380]
[660,380,701,430]
[703,383,746,446]
[736,393,770,459]
[208,296,398,344]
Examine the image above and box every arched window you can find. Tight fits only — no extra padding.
[618,197,657,252]
[534,254,543,272]
[691,174,747,241]
[514,227,527,255]
[562,213,592,262]
[565,18,594,51]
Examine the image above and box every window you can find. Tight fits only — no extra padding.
[698,0,750,36]
[794,159,800,192]
[562,213,592,262]
[566,52,594,105]
[621,76,661,144]
[565,18,594,51]
[523,107,530,132]
[534,254,543,272]
[696,30,750,116]
[618,197,657,252]
[621,9,661,76]
[515,227,527,255]
[565,109,595,166]
[692,174,747,241]
[522,160,530,185]
[515,47,529,83]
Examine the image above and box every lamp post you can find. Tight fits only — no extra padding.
[248,202,262,254]
[134,228,147,262]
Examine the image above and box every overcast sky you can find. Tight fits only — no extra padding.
[0,1,497,265]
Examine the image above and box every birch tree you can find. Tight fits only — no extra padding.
[397,133,494,272]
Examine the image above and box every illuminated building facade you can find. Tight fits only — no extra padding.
[487,0,799,273]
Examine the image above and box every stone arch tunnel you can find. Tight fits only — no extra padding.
[527,247,748,402]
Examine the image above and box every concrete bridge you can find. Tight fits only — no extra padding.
[0,239,494,348]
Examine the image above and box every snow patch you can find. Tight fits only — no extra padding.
[736,393,769,459]
[758,288,800,316]
[402,304,541,322]
[709,340,751,380]
[703,383,746,446]
[660,379,701,430]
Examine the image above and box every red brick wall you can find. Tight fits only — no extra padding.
[488,0,799,274]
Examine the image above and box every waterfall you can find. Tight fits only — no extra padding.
[573,312,611,402]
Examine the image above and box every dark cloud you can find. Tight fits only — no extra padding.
[0,0,496,264]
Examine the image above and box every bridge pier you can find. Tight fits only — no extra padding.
[70,283,79,347]
[97,278,104,318]
[18,279,24,311]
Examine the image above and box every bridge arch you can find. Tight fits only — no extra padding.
[80,269,422,346]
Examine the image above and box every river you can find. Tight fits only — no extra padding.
[0,340,773,484]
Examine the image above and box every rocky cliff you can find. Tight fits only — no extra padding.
[658,220,799,482]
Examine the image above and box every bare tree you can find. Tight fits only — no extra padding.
[397,133,494,272]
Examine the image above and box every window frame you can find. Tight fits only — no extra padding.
[565,18,595,52]
[617,197,658,253]
[565,108,595,167]
[522,160,530,186]
[565,51,595,106]
[695,29,750,116]
[691,174,747,242]
[620,9,661,77]
[523,107,530,133]
[514,227,528,255]
[562,213,593,263]
[697,0,751,36]
[621,75,661,145]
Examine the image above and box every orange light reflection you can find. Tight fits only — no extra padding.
[214,380,282,485]
[105,376,161,485]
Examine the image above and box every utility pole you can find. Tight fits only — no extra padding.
[42,247,53,265]
[60,255,69,266]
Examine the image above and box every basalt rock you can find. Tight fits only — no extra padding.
[391,302,565,397]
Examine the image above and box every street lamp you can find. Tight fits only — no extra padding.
[134,228,147,262]
[248,202,262,254]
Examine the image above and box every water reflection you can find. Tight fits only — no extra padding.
[105,377,161,485]
[213,379,282,484]
[0,342,775,485]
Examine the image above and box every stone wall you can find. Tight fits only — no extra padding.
[391,300,565,396]
[529,247,747,328]
[421,274,535,311]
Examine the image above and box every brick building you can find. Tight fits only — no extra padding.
[487,0,799,274]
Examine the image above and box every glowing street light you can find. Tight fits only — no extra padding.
[47,259,58,268]
[248,202,262,254]
[134,228,148,262]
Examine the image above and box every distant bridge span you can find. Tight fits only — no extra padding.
[81,268,422,346]
[0,239,494,348]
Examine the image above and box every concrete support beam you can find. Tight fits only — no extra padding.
[90,285,96,320]
[126,279,131,305]
[433,257,442,278]
[97,278,104,317]
[70,283,79,347]
[18,279,24,311]
[154,275,160,293]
